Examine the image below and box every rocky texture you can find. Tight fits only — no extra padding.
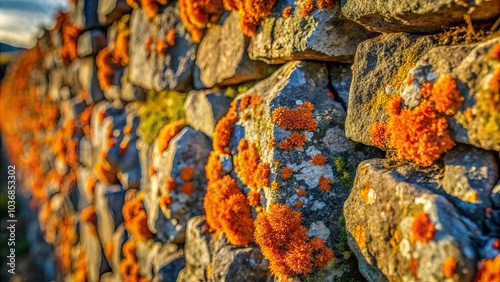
[248,1,369,64]
[184,89,232,136]
[342,0,500,33]
[77,29,107,58]
[144,127,211,243]
[344,158,483,281]
[329,63,353,107]
[78,57,105,104]
[128,4,197,91]
[346,34,500,152]
[98,0,132,26]
[193,12,269,89]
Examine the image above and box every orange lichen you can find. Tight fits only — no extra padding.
[180,167,195,181]
[385,95,402,116]
[60,23,82,64]
[411,211,435,243]
[409,258,419,278]
[141,0,168,19]
[165,29,176,46]
[157,120,184,153]
[149,165,156,177]
[489,66,500,93]
[300,0,314,18]
[122,194,154,241]
[254,203,334,279]
[104,242,114,260]
[311,154,327,166]
[442,257,457,278]
[294,200,304,207]
[240,95,251,110]
[113,18,130,66]
[250,93,263,108]
[269,138,276,148]
[96,48,115,90]
[489,42,500,60]
[203,175,254,246]
[126,0,140,8]
[272,104,317,131]
[85,176,97,199]
[235,140,269,189]
[107,138,117,148]
[279,132,307,151]
[354,225,366,249]
[206,151,223,183]
[145,35,155,53]
[370,122,388,147]
[360,183,372,204]
[273,160,281,167]
[159,193,172,210]
[179,0,223,43]
[317,0,334,9]
[247,191,260,206]
[281,167,293,179]
[122,240,137,261]
[156,39,168,56]
[180,182,195,194]
[164,177,177,192]
[93,159,118,184]
[80,206,98,237]
[271,180,279,190]
[430,75,463,115]
[237,0,277,36]
[474,254,500,282]
[318,176,333,192]
[418,82,433,100]
[282,6,292,18]
[212,101,237,154]
[297,189,306,197]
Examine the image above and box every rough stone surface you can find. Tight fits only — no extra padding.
[144,127,211,243]
[184,89,232,136]
[345,33,437,146]
[98,0,132,26]
[77,29,107,58]
[79,57,105,104]
[128,4,197,91]
[342,0,500,33]
[248,1,369,64]
[344,158,482,282]
[329,63,353,108]
[193,12,269,89]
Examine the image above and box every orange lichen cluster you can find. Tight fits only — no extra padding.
[271,180,279,190]
[409,258,419,277]
[145,35,155,53]
[104,241,114,260]
[203,175,254,246]
[318,176,333,192]
[254,203,334,279]
[234,139,270,190]
[359,183,372,204]
[411,211,435,243]
[221,0,277,36]
[354,225,366,249]
[120,240,149,282]
[281,167,293,179]
[300,0,314,17]
[113,17,131,66]
[96,48,115,90]
[94,159,118,184]
[311,154,327,166]
[180,167,195,181]
[247,191,260,206]
[297,189,306,197]
[60,22,82,64]
[294,199,304,207]
[282,6,292,18]
[122,193,154,241]
[80,206,98,236]
[272,103,317,131]
[442,257,457,278]
[489,66,500,93]
[165,29,176,46]
[474,254,500,282]
[179,0,223,43]
[279,132,307,150]
[157,120,185,153]
[212,101,238,154]
[371,75,462,166]
[159,193,172,210]
[489,42,500,60]
[142,0,169,19]
[164,177,177,192]
[180,182,195,194]
[317,0,334,9]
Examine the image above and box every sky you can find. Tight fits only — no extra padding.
[0,0,69,48]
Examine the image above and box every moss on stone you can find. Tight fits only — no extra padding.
[137,90,186,143]
[334,155,355,189]
[474,88,500,150]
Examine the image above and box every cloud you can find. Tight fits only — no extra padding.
[0,0,68,48]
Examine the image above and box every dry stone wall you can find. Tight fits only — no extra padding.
[0,0,499,282]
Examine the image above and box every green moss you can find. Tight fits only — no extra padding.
[334,155,355,189]
[475,88,500,150]
[224,81,258,99]
[137,90,186,143]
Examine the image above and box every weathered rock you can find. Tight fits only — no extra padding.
[344,158,482,282]
[79,57,105,104]
[345,33,437,146]
[208,232,269,282]
[104,67,147,103]
[145,127,211,243]
[94,183,126,244]
[136,241,184,281]
[342,0,500,33]
[80,209,103,282]
[184,89,232,136]
[98,0,132,26]
[492,181,500,208]
[248,1,368,64]
[129,4,197,91]
[193,12,269,89]
[77,29,107,58]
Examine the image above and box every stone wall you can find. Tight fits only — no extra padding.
[0,0,499,281]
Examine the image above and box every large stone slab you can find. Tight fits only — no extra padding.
[193,12,269,89]
[344,158,483,282]
[128,4,197,91]
[248,1,369,64]
[342,0,500,33]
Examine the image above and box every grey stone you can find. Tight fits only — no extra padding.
[129,4,197,91]
[342,0,500,33]
[344,159,481,282]
[145,127,211,243]
[345,33,437,146]
[77,29,107,58]
[184,89,232,136]
[98,0,133,26]
[79,57,105,105]
[136,241,183,281]
[492,181,500,208]
[94,183,125,244]
[248,1,368,64]
[328,63,353,108]
[193,12,269,89]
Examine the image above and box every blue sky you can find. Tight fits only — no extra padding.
[0,0,68,48]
